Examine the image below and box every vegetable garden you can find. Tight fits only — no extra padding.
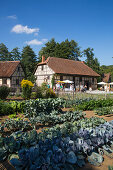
[0,98,113,169]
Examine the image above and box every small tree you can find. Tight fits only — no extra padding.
[21,79,34,99]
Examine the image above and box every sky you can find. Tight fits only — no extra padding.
[0,0,113,65]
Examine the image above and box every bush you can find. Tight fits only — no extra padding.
[35,83,56,99]
[0,101,14,116]
[21,79,34,99]
[35,86,43,98]
[0,86,10,99]
[45,88,56,98]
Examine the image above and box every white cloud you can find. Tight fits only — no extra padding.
[25,39,48,46]
[7,15,17,19]
[11,24,39,34]
[34,33,38,36]
[42,39,48,42]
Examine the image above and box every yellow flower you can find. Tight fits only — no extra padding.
[21,79,34,88]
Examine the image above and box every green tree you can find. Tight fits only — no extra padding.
[10,47,21,61]
[38,38,81,62]
[21,45,37,81]
[38,38,56,61]
[84,48,100,73]
[0,43,12,61]
[84,47,102,81]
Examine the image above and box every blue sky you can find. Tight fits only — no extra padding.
[0,0,113,65]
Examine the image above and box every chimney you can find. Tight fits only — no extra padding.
[42,56,45,63]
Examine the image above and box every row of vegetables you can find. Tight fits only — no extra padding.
[0,98,113,169]
[0,119,113,169]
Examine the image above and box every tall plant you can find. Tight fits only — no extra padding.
[21,79,34,99]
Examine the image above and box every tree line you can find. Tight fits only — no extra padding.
[0,39,110,82]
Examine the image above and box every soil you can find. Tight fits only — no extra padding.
[84,110,113,122]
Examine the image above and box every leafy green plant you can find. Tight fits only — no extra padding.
[24,98,65,117]
[0,86,10,99]
[108,165,113,170]
[35,86,43,98]
[0,101,14,116]
[95,107,113,116]
[8,114,17,119]
[45,88,56,98]
[76,99,113,111]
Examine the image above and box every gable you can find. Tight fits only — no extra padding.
[0,61,22,78]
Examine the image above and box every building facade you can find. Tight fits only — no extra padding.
[35,56,100,90]
[0,61,25,92]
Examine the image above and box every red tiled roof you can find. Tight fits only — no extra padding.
[0,61,20,78]
[103,73,111,83]
[38,57,100,77]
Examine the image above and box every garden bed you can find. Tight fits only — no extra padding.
[84,110,113,122]
[0,98,113,170]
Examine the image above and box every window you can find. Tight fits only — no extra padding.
[16,79,19,85]
[60,76,63,81]
[41,65,44,71]
[2,78,7,85]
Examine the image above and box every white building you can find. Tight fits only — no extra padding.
[34,56,100,90]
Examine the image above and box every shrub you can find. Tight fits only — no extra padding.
[21,79,34,99]
[0,86,10,99]
[45,88,56,98]
[0,101,14,116]
[35,86,43,98]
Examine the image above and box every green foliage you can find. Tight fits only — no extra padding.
[95,106,113,116]
[21,79,34,99]
[10,47,21,61]
[35,86,43,98]
[0,43,11,61]
[24,98,65,117]
[38,38,81,62]
[0,101,14,116]
[3,118,31,132]
[9,101,25,113]
[0,86,10,99]
[8,113,17,119]
[30,111,85,126]
[35,83,56,99]
[108,165,113,170]
[100,65,113,82]
[51,75,55,89]
[0,100,25,116]
[75,98,113,111]
[21,45,37,79]
[45,88,56,98]
[84,47,101,76]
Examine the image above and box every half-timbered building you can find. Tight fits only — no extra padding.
[34,56,100,90]
[0,61,25,92]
